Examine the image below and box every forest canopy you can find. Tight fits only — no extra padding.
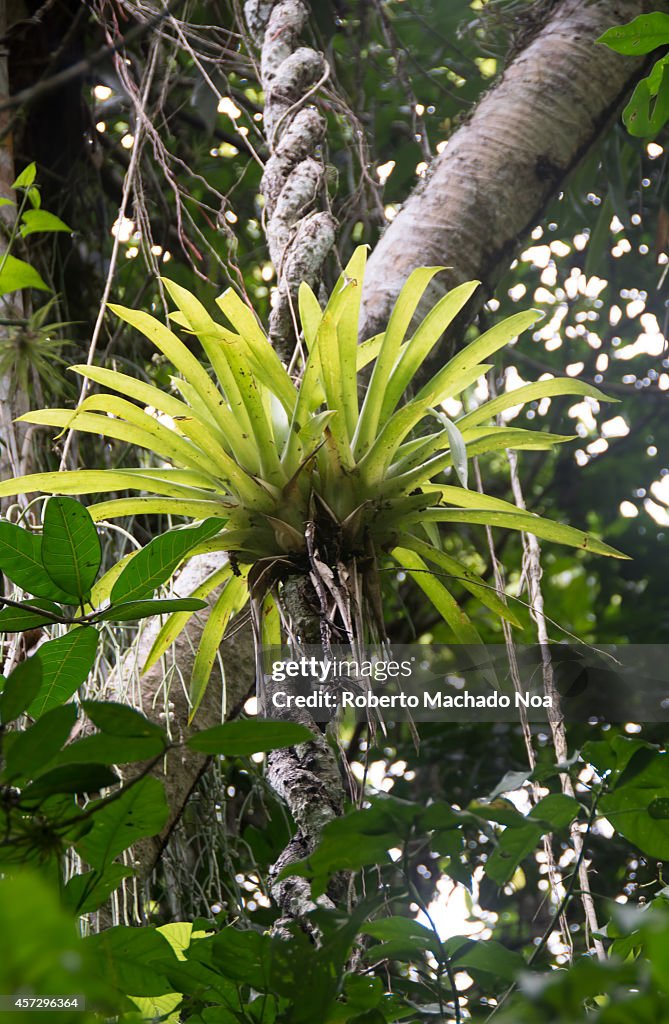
[0,1,668,1022]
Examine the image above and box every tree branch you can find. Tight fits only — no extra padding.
[360,0,669,372]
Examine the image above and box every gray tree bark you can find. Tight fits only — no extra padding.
[244,0,335,357]
[360,0,667,374]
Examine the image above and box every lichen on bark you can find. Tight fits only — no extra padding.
[244,0,335,357]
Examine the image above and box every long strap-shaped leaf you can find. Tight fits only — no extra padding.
[72,393,241,484]
[143,562,235,673]
[108,303,238,441]
[381,279,480,420]
[392,546,484,644]
[383,429,573,495]
[167,309,251,430]
[215,286,296,415]
[355,266,445,458]
[457,378,613,431]
[396,533,522,627]
[72,363,250,468]
[88,498,231,522]
[19,408,207,472]
[189,574,250,722]
[358,363,497,486]
[316,312,355,467]
[415,309,541,405]
[398,508,628,559]
[323,246,368,439]
[71,364,208,429]
[167,375,250,467]
[0,469,215,502]
[20,408,272,512]
[164,279,285,487]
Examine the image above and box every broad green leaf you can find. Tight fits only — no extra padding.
[42,496,102,600]
[0,253,49,293]
[84,926,178,997]
[600,753,669,859]
[598,12,669,54]
[64,865,134,916]
[0,872,94,1006]
[82,700,168,740]
[392,546,484,644]
[20,209,72,236]
[129,993,182,1023]
[446,936,524,985]
[111,518,225,604]
[90,550,137,608]
[22,763,118,801]
[52,732,165,766]
[278,799,417,895]
[0,600,63,631]
[94,597,208,622]
[362,917,440,957]
[189,575,249,720]
[12,163,36,188]
[623,58,669,136]
[28,626,99,718]
[2,703,77,781]
[486,794,579,885]
[0,656,43,723]
[76,775,169,870]
[0,520,77,603]
[530,793,580,831]
[187,718,313,755]
[210,928,272,988]
[143,562,233,672]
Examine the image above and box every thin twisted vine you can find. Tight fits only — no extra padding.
[244,0,336,357]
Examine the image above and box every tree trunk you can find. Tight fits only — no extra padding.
[0,0,28,495]
[360,0,667,371]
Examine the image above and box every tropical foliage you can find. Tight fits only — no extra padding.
[0,247,624,714]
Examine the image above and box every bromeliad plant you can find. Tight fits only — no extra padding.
[0,246,625,714]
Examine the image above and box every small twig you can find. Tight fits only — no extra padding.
[0,1,180,115]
